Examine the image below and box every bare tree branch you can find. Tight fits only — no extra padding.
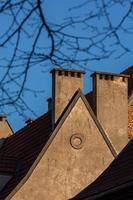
[0,0,132,120]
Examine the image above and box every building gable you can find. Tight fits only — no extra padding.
[9,90,116,200]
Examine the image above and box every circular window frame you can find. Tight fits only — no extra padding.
[70,133,85,150]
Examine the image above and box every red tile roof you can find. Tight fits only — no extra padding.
[0,111,52,200]
[71,139,133,200]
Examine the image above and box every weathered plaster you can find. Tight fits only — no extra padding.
[128,105,133,138]
[0,118,13,138]
[11,97,114,200]
[93,73,129,153]
[51,69,84,123]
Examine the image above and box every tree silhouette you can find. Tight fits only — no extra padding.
[0,0,132,117]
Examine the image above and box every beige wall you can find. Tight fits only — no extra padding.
[128,105,133,138]
[0,118,13,138]
[93,73,128,153]
[52,69,84,122]
[11,97,114,200]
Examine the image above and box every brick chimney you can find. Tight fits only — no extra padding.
[92,72,129,153]
[50,68,85,125]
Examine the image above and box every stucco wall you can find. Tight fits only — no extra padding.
[93,73,128,153]
[11,97,114,200]
[52,69,84,122]
[0,119,13,138]
[128,105,133,138]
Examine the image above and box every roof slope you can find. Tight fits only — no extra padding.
[71,139,133,200]
[0,111,52,200]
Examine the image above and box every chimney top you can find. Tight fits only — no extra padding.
[91,71,130,78]
[50,67,85,77]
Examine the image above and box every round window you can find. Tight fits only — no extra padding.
[70,134,85,149]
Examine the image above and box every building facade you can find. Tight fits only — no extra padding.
[0,66,132,200]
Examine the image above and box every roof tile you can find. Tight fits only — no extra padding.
[0,111,52,200]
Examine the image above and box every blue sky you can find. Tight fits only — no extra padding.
[1,0,133,131]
